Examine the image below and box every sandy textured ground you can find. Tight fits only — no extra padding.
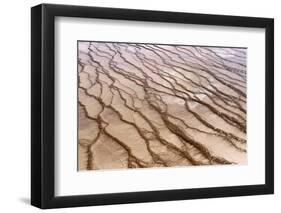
[78,41,247,171]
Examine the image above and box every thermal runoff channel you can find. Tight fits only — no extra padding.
[78,42,247,171]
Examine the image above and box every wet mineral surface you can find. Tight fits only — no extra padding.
[78,42,247,171]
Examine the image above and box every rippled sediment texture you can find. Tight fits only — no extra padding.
[78,41,247,171]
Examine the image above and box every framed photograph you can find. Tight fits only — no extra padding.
[31,3,274,209]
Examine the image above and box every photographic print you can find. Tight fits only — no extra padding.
[31,4,274,208]
[78,41,247,171]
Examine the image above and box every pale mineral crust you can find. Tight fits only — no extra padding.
[78,41,247,171]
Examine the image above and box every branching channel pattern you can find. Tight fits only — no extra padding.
[78,41,247,171]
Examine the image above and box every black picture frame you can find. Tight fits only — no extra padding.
[31,3,274,209]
